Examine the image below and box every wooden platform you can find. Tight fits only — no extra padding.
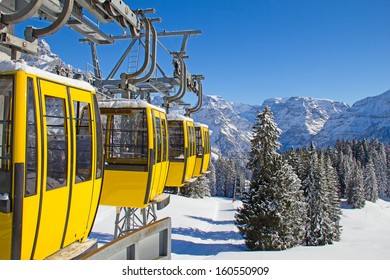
[45,239,98,260]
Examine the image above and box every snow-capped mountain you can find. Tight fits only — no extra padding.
[262,97,349,149]
[313,90,390,147]
[193,95,255,159]
[192,95,350,157]
[19,39,390,158]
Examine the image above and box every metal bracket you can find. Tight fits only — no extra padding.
[0,32,40,56]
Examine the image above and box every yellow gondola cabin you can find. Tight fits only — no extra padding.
[98,100,169,209]
[165,114,197,187]
[193,123,211,177]
[0,60,103,260]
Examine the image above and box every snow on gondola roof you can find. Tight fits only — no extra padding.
[194,122,209,128]
[98,98,166,112]
[166,111,194,122]
[0,60,95,92]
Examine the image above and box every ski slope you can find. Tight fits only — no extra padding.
[91,195,390,260]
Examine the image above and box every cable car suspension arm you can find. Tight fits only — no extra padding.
[185,75,204,116]
[0,0,44,25]
[25,0,74,41]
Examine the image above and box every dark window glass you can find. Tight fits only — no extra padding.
[188,125,195,157]
[26,78,37,196]
[168,121,184,160]
[161,118,167,162]
[0,76,13,196]
[93,96,103,179]
[155,117,161,163]
[45,96,68,190]
[102,109,148,163]
[195,127,203,156]
[74,101,92,183]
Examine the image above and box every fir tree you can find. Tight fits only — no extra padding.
[208,161,217,196]
[364,158,378,202]
[323,151,342,243]
[347,160,365,209]
[235,106,305,250]
[302,143,328,246]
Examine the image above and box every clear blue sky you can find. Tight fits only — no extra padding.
[16,0,390,106]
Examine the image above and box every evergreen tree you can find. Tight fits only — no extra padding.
[181,175,211,198]
[273,162,307,248]
[302,143,328,246]
[235,106,305,250]
[363,158,378,202]
[208,161,217,196]
[323,151,342,243]
[215,156,228,197]
[347,160,365,208]
[386,145,390,197]
[370,139,388,198]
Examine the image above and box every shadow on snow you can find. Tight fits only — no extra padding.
[171,239,246,256]
[186,215,235,225]
[172,227,242,241]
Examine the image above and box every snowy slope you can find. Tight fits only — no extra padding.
[91,195,390,260]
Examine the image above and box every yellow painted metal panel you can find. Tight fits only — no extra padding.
[33,187,69,259]
[165,161,185,187]
[0,214,12,259]
[193,157,203,177]
[100,170,149,208]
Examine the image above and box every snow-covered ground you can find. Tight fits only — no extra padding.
[92,195,390,260]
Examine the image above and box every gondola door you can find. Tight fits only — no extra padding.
[31,79,71,259]
[62,88,96,246]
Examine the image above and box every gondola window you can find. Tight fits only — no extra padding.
[45,96,68,190]
[0,76,12,197]
[74,101,92,183]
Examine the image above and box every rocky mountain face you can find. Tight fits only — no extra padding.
[314,90,390,147]
[192,95,352,157]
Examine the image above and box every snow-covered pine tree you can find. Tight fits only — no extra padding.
[323,150,342,243]
[235,106,305,250]
[225,159,237,198]
[386,145,390,197]
[369,139,388,198]
[302,143,328,246]
[208,161,217,196]
[347,160,365,209]
[181,175,211,198]
[215,156,228,197]
[363,157,378,202]
[215,157,238,198]
[273,162,307,248]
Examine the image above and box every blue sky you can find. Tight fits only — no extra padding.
[16,0,390,106]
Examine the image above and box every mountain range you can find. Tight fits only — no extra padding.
[20,39,390,159]
[191,91,389,158]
